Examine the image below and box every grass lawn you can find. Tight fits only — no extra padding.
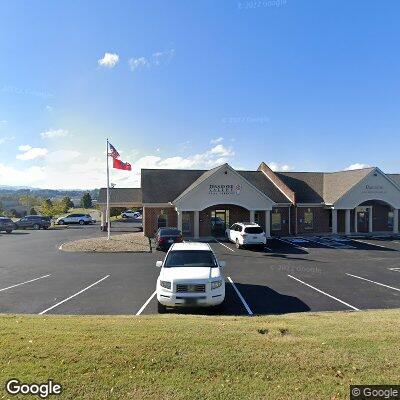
[1,310,399,399]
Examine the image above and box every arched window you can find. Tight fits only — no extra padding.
[157,213,167,228]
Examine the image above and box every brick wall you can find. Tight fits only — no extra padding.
[144,206,177,237]
[270,207,290,236]
[296,207,331,234]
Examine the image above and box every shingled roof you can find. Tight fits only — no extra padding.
[141,167,291,204]
[98,188,142,205]
[277,168,375,204]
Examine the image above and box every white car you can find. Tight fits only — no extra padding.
[121,210,142,219]
[155,242,226,313]
[56,213,93,225]
[226,222,266,249]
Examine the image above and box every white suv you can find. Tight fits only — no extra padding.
[226,222,266,249]
[56,213,93,225]
[155,242,226,313]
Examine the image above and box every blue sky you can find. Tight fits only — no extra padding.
[1,0,400,189]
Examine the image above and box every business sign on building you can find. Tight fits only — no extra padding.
[208,184,242,196]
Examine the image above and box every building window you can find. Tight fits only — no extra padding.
[182,213,191,234]
[388,211,394,229]
[304,209,314,230]
[254,211,262,225]
[157,213,167,229]
[271,211,281,231]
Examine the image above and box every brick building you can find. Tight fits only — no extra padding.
[98,162,400,238]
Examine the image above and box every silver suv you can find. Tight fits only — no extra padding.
[56,213,93,225]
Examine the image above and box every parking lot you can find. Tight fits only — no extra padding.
[1,226,400,316]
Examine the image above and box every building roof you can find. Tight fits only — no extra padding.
[141,167,291,204]
[98,188,142,205]
[322,168,374,204]
[277,168,375,204]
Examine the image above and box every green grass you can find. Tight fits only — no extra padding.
[1,310,399,399]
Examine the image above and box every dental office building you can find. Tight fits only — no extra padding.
[98,162,400,238]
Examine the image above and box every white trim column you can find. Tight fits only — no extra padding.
[101,207,106,230]
[265,210,271,237]
[393,209,399,234]
[194,211,199,238]
[250,210,255,223]
[354,209,358,233]
[368,206,373,233]
[177,210,183,232]
[345,209,351,235]
[332,209,338,235]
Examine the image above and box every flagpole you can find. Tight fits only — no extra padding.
[106,138,111,240]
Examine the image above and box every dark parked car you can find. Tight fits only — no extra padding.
[155,227,183,250]
[0,217,16,233]
[15,215,51,230]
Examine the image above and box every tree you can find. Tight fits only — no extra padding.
[41,199,54,216]
[0,200,3,216]
[29,207,37,215]
[60,196,74,213]
[80,193,93,208]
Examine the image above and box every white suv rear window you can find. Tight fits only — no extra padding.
[244,227,263,234]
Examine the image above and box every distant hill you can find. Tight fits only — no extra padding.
[0,187,100,201]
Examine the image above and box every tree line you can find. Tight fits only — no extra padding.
[0,193,93,218]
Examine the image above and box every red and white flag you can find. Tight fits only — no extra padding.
[113,158,132,171]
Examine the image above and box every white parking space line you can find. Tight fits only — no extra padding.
[38,275,110,315]
[276,238,307,251]
[0,274,51,292]
[346,273,400,292]
[227,276,253,315]
[388,268,400,272]
[214,239,235,252]
[136,290,157,315]
[287,275,360,311]
[351,239,393,249]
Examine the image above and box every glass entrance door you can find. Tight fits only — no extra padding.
[357,209,369,232]
[211,209,229,237]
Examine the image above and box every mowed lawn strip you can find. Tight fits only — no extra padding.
[1,310,399,400]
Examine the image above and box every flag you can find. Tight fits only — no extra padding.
[113,158,132,171]
[108,142,120,159]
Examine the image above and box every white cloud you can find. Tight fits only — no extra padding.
[18,144,32,151]
[40,129,69,139]
[268,162,293,172]
[210,144,234,157]
[345,163,371,171]
[0,136,15,144]
[129,49,175,71]
[128,57,149,71]
[46,105,53,112]
[46,150,81,164]
[0,164,45,185]
[0,119,7,126]
[3,141,236,189]
[210,137,223,144]
[98,52,119,68]
[17,145,48,160]
[152,49,175,65]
